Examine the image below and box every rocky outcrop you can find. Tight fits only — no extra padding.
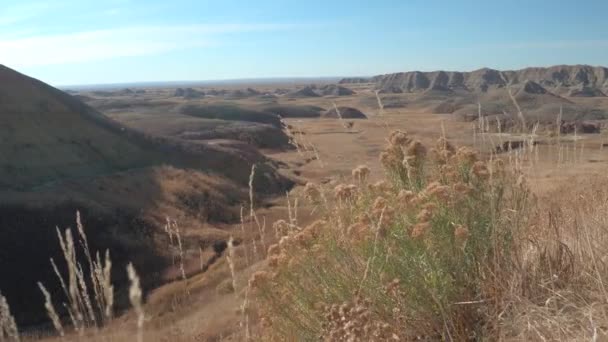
[568,85,606,97]
[518,80,548,95]
[318,84,356,96]
[338,77,372,84]
[374,65,608,96]
[286,86,320,98]
[174,87,204,99]
[322,106,367,119]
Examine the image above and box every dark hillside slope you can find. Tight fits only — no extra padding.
[0,64,288,192]
[0,65,292,325]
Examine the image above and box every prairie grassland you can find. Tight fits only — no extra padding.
[249,112,608,340]
[3,109,608,341]
[253,130,533,340]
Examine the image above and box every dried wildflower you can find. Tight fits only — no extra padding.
[397,189,415,203]
[453,182,473,196]
[454,224,470,241]
[416,209,433,222]
[303,182,321,202]
[276,252,290,268]
[388,130,410,146]
[411,222,431,239]
[293,229,315,248]
[421,202,437,212]
[369,180,392,194]
[352,165,371,183]
[347,222,370,241]
[385,278,401,296]
[267,255,281,268]
[267,244,280,256]
[455,147,478,164]
[439,164,459,182]
[379,152,393,169]
[424,181,441,192]
[260,317,271,328]
[405,140,427,160]
[322,297,398,341]
[373,207,395,230]
[516,173,527,188]
[287,255,303,269]
[278,235,292,252]
[334,184,358,201]
[310,244,323,253]
[434,137,456,160]
[355,212,372,225]
[491,158,506,175]
[472,161,489,179]
[427,184,450,202]
[304,220,326,237]
[385,278,401,298]
[409,193,428,207]
[273,219,290,237]
[248,271,271,289]
[439,164,454,173]
[380,144,404,169]
[372,196,388,212]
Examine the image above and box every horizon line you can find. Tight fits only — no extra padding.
[35,62,608,89]
[56,76,351,90]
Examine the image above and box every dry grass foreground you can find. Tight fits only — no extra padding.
[3,129,608,341]
[249,131,608,341]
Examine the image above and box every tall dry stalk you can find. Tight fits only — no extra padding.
[374,90,385,116]
[310,144,325,168]
[226,237,238,296]
[240,207,250,266]
[248,164,266,253]
[0,292,19,341]
[331,102,348,130]
[36,212,115,338]
[127,263,144,342]
[164,218,188,293]
[38,283,64,337]
[281,118,304,156]
[507,86,526,132]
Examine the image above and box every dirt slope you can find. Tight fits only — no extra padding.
[0,65,293,326]
[0,65,161,190]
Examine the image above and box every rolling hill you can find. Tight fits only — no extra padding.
[0,64,292,325]
[344,65,608,124]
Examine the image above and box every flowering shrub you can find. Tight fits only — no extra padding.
[250,131,531,341]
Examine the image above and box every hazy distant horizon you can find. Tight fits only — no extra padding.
[3,0,608,85]
[57,76,345,90]
[57,61,608,90]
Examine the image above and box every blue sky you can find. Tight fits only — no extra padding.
[1,0,608,86]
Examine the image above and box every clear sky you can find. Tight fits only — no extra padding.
[1,0,608,86]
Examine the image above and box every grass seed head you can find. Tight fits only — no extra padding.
[388,130,411,146]
[352,165,371,183]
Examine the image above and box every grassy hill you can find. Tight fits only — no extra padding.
[0,65,293,326]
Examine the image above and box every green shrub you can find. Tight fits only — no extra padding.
[251,130,531,341]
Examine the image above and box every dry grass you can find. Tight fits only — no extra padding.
[0,291,19,341]
[499,178,608,341]
[4,82,608,341]
[251,131,532,340]
[248,119,608,341]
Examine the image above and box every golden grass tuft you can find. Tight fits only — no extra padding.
[0,291,19,341]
